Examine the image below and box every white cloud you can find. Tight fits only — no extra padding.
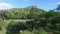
[0,2,12,7]
[57,2,60,5]
[48,3,54,7]
[0,2,12,10]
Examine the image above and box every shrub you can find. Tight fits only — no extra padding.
[6,21,27,34]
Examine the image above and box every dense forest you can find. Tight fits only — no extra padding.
[0,5,60,34]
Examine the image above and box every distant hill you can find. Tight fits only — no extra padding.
[0,6,46,19]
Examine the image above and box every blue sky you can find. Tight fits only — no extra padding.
[0,0,60,10]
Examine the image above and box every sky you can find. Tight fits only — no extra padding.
[0,0,60,10]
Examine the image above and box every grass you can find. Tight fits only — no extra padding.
[20,30,34,34]
[0,27,6,34]
[0,19,33,34]
[0,19,48,34]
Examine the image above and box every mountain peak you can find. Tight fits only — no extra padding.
[27,6,38,8]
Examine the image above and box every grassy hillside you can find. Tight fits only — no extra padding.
[0,6,60,34]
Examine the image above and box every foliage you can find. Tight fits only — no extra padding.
[0,6,60,34]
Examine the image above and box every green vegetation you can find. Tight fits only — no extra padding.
[0,5,60,34]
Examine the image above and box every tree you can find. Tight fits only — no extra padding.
[6,21,27,34]
[56,4,60,11]
[26,20,35,31]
